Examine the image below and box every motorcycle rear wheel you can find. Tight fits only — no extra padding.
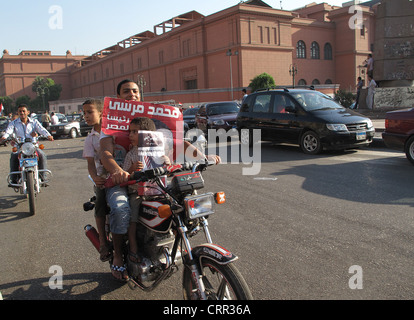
[182,260,253,300]
[27,171,36,216]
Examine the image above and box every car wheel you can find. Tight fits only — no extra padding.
[404,136,414,165]
[300,131,322,155]
[69,128,78,139]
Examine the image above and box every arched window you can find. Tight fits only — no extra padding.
[296,40,306,59]
[312,79,320,85]
[298,79,307,86]
[325,79,333,84]
[311,41,320,59]
[324,43,333,60]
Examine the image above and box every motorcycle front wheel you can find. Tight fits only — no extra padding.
[26,171,36,216]
[182,260,253,300]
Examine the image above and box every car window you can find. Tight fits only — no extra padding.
[240,95,254,112]
[207,103,239,115]
[253,94,271,113]
[291,92,342,111]
[272,94,295,113]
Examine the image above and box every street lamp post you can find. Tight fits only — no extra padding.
[226,49,238,100]
[289,64,298,88]
[36,86,49,112]
[137,74,147,101]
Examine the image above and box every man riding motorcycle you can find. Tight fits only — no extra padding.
[0,104,54,185]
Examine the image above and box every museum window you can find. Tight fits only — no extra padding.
[324,43,332,60]
[185,79,197,90]
[311,41,320,59]
[296,40,306,59]
[312,79,320,85]
[298,79,307,86]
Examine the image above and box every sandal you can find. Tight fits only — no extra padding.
[111,264,129,282]
[99,245,112,262]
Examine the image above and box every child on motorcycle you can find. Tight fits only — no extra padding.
[122,117,171,272]
[82,99,112,262]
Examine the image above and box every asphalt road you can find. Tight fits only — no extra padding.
[0,136,413,302]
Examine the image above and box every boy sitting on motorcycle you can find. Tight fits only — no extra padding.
[122,117,171,274]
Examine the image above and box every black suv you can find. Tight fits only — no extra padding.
[237,88,375,154]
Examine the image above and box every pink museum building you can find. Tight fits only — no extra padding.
[0,0,379,113]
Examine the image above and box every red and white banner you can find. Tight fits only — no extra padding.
[101,97,184,162]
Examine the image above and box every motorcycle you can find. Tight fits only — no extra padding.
[7,137,52,216]
[83,160,253,300]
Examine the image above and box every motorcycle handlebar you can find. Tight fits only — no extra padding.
[104,160,215,188]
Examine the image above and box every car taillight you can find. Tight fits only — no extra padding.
[385,119,389,129]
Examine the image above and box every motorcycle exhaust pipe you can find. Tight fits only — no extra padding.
[84,224,100,252]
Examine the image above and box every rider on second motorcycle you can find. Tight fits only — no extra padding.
[0,104,54,185]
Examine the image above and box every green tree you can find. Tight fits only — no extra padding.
[31,76,62,111]
[334,89,355,108]
[248,73,276,93]
[15,95,31,108]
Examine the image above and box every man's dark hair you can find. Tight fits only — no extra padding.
[130,117,156,131]
[117,79,136,95]
[18,104,29,110]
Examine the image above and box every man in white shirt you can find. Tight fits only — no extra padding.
[51,112,59,125]
[0,104,53,184]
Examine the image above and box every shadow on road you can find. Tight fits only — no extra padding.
[0,273,125,300]
[0,195,31,222]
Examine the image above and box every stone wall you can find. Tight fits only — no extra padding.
[374,86,414,109]
[374,0,414,83]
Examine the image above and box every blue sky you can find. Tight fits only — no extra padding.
[1,0,346,56]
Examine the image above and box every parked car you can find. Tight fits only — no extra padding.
[34,112,66,125]
[382,107,414,165]
[183,107,199,129]
[49,114,81,139]
[237,88,375,154]
[66,113,82,122]
[79,120,93,136]
[66,113,92,136]
[195,101,239,137]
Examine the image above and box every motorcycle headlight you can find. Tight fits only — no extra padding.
[184,193,215,220]
[22,142,36,156]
